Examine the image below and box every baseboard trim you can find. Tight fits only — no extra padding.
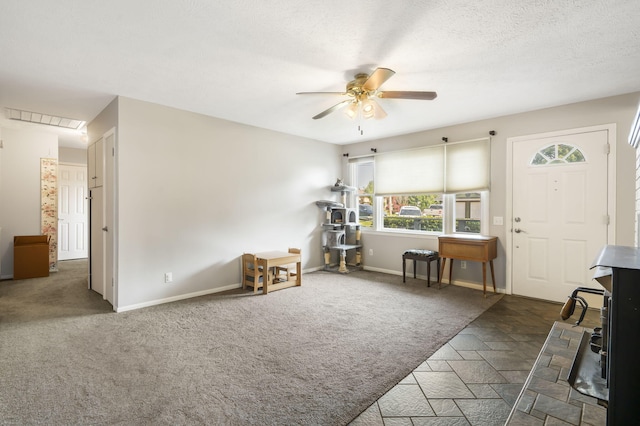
[363,266,439,282]
[116,268,324,312]
[363,266,503,294]
[116,283,243,313]
[114,267,502,312]
[439,278,505,294]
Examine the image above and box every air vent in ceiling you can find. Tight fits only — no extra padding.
[5,107,85,130]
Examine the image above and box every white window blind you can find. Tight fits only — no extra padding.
[374,145,445,195]
[374,138,490,195]
[445,138,491,193]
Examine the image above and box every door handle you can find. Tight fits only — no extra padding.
[102,226,109,232]
[514,228,526,233]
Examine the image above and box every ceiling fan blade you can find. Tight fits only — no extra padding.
[362,68,396,91]
[378,91,438,100]
[296,92,347,95]
[312,99,353,119]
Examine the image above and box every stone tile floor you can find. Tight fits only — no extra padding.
[349,294,602,426]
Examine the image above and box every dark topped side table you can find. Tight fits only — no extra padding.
[402,249,440,287]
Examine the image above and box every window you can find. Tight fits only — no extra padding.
[531,143,585,165]
[381,194,443,232]
[350,137,490,234]
[354,160,374,227]
[455,192,482,233]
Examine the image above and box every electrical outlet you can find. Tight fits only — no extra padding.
[164,272,173,283]
[460,261,467,269]
[369,249,374,256]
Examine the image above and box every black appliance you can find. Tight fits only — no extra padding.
[566,245,640,425]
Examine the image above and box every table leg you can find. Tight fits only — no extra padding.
[261,259,270,295]
[402,256,407,283]
[436,257,441,288]
[296,261,302,286]
[440,258,447,286]
[426,258,431,287]
[489,260,496,293]
[482,262,487,296]
[449,258,454,284]
[413,259,417,279]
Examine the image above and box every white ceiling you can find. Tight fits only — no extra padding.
[1,1,639,149]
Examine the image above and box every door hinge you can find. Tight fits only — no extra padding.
[605,214,610,225]
[112,147,115,156]
[605,143,610,155]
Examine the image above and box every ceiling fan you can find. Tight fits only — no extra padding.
[297,67,437,120]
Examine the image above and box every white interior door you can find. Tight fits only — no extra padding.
[90,186,104,296]
[511,129,609,303]
[58,164,88,260]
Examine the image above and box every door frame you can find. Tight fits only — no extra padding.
[505,124,617,296]
[87,127,117,310]
[103,127,117,309]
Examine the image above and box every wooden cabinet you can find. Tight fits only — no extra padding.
[438,234,497,295]
[87,138,104,188]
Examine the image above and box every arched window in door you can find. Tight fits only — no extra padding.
[531,143,586,165]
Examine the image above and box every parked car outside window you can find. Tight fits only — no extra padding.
[398,206,422,217]
[424,204,443,216]
[359,204,373,216]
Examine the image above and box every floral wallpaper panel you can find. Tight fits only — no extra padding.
[41,158,58,272]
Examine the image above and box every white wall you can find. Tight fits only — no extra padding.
[112,97,341,309]
[344,92,640,290]
[59,147,88,165]
[0,127,58,278]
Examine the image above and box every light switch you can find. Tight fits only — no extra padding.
[493,216,504,226]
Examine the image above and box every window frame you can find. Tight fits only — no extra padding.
[350,148,490,236]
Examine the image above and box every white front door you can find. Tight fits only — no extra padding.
[511,129,609,303]
[58,164,89,260]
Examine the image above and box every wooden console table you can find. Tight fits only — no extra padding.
[438,234,497,296]
[255,251,302,294]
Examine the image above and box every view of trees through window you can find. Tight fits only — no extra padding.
[381,194,443,232]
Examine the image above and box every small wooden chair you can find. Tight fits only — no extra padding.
[242,253,270,293]
[275,248,301,282]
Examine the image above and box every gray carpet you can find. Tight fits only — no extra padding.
[0,260,501,425]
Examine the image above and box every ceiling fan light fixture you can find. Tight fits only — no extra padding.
[373,99,387,120]
[345,102,359,119]
[361,98,376,119]
[362,98,387,120]
[298,67,436,120]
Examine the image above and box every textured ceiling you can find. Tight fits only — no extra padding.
[1,0,639,148]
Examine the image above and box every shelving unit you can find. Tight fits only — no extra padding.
[316,185,363,273]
